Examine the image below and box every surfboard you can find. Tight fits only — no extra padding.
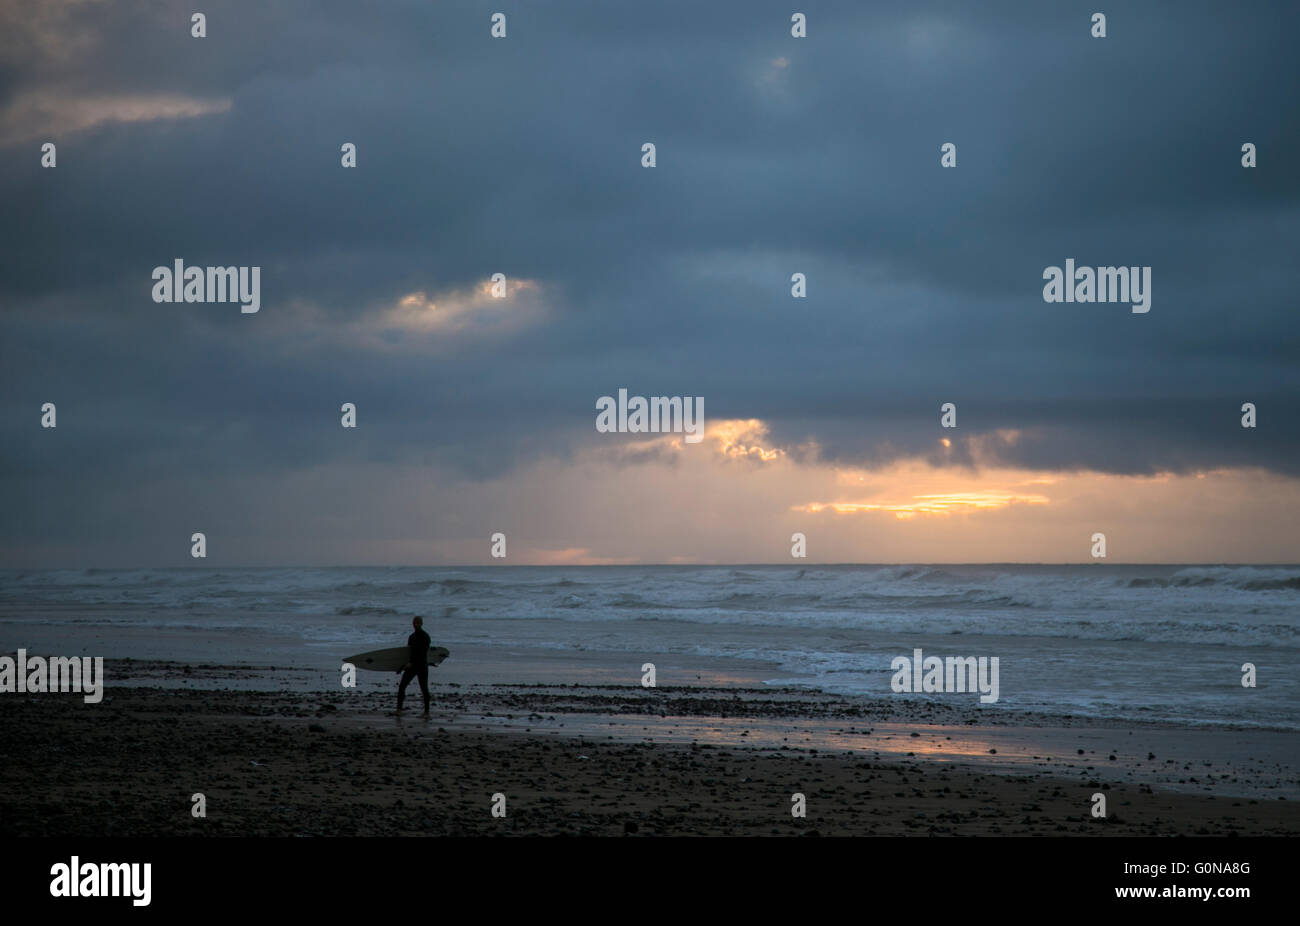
[343,646,450,672]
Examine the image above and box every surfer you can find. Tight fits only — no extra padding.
[397,615,431,715]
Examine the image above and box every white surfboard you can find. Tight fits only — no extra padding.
[343,646,450,672]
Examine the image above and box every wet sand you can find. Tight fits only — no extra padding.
[1,661,1296,836]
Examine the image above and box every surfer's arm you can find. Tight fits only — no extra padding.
[405,633,421,670]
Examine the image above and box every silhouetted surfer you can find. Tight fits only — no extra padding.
[397,615,431,715]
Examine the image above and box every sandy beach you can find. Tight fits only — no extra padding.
[2,659,1296,837]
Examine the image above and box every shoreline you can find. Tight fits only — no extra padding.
[2,661,1297,835]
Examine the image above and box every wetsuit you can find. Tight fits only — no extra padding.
[397,626,432,712]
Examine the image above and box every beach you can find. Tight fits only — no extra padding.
[3,565,1297,837]
[2,659,1296,837]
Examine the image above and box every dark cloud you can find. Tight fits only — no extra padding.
[1,0,1297,560]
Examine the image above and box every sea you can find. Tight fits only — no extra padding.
[1,564,1296,730]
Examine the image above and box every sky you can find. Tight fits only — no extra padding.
[1,0,1297,567]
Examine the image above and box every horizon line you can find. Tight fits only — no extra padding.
[3,561,1298,570]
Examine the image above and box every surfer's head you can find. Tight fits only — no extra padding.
[412,616,423,629]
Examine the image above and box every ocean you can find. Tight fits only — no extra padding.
[1,564,1296,730]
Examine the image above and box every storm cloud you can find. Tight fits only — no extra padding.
[1,0,1296,564]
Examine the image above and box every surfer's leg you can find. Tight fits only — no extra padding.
[417,667,430,714]
[397,667,416,710]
